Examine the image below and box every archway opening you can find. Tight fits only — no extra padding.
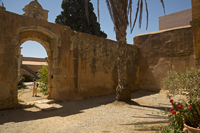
[18,41,49,103]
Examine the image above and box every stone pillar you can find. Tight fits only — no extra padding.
[191,0,200,67]
[18,47,23,82]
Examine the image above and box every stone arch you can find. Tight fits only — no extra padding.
[16,26,61,99]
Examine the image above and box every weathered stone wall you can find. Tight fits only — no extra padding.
[20,65,43,81]
[134,26,195,91]
[159,8,192,30]
[0,10,139,109]
[56,33,139,100]
[22,57,47,62]
[191,0,200,66]
[20,68,36,81]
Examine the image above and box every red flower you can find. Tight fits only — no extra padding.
[170,99,173,103]
[178,106,182,109]
[172,110,175,114]
[177,102,181,105]
[189,106,192,109]
[170,107,174,111]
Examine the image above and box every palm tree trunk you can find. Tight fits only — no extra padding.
[111,0,131,101]
[115,27,131,101]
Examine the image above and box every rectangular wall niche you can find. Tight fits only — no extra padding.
[167,51,190,73]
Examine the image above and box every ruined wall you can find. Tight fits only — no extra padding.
[20,65,43,81]
[134,26,195,91]
[159,8,192,30]
[22,57,47,62]
[0,10,139,109]
[57,33,139,100]
[20,68,36,81]
[191,0,200,66]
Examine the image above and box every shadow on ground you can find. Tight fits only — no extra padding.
[0,90,166,125]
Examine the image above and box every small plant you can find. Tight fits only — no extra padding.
[20,77,25,83]
[37,65,48,95]
[18,77,26,88]
[18,87,24,97]
[18,98,24,102]
[162,67,200,132]
[135,124,165,132]
[23,75,30,82]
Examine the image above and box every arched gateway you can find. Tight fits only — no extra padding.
[17,26,61,99]
[0,1,139,109]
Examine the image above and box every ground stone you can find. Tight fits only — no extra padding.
[34,103,57,111]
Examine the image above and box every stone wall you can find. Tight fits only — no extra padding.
[191,0,200,66]
[20,65,43,81]
[22,57,47,62]
[57,32,139,100]
[0,9,139,109]
[159,8,192,30]
[20,67,36,81]
[134,26,195,91]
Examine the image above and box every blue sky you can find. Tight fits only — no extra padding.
[2,0,191,58]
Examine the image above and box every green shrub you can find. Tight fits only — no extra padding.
[18,77,26,88]
[20,77,25,82]
[162,67,200,132]
[37,65,48,95]
[164,67,200,97]
[23,75,30,82]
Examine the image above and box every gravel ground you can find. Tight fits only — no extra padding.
[0,90,185,133]
[18,82,48,102]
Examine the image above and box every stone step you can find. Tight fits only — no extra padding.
[35,103,63,111]
[18,99,61,110]
[35,103,56,111]
[31,99,55,104]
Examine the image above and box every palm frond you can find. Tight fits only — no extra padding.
[85,0,165,34]
[160,0,166,15]
[139,0,143,28]
[105,0,114,23]
[109,0,122,30]
[144,0,148,30]
[131,0,140,33]
[85,0,89,23]
[97,0,100,22]
[128,0,132,28]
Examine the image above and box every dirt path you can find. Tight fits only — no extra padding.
[0,90,184,133]
[18,82,48,103]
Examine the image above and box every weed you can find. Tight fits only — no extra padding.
[18,99,24,102]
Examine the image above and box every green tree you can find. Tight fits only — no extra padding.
[37,65,48,95]
[85,0,165,101]
[55,0,107,38]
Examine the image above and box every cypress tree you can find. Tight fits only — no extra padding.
[55,0,107,38]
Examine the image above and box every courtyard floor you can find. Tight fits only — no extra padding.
[0,89,184,133]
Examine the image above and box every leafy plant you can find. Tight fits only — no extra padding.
[18,99,24,102]
[162,67,200,132]
[37,65,48,95]
[18,87,24,97]
[20,77,25,82]
[18,77,26,88]
[23,75,30,82]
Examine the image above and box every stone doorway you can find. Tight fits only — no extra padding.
[18,41,48,103]
[16,26,60,100]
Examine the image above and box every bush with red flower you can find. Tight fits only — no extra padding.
[161,68,200,132]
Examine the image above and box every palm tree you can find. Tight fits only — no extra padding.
[85,0,165,101]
